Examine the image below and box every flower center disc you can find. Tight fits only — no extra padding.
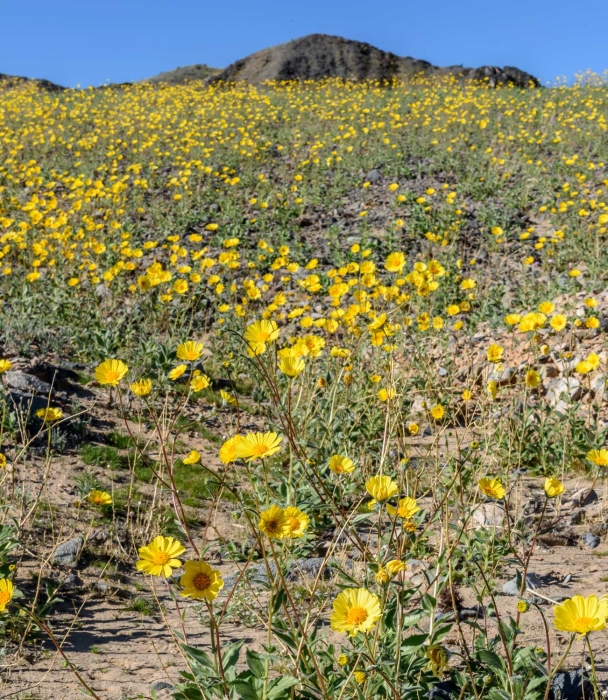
[346,606,368,626]
[153,551,170,565]
[0,592,9,605]
[574,616,594,634]
[193,573,211,591]
[289,517,299,531]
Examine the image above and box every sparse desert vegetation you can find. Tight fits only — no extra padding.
[2,72,608,699]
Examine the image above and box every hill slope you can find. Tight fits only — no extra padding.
[144,64,220,85]
[209,34,539,87]
[0,72,64,91]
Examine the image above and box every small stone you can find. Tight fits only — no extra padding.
[404,559,428,586]
[151,681,175,693]
[563,488,598,510]
[590,373,608,402]
[582,532,600,549]
[471,503,508,530]
[545,377,581,407]
[52,536,83,566]
[5,371,55,396]
[502,573,542,596]
[551,670,591,700]
[7,390,54,414]
[365,168,382,182]
[490,366,517,386]
[427,680,458,700]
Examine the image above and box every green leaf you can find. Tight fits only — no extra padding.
[272,626,299,650]
[246,648,265,679]
[231,679,261,700]
[267,676,299,699]
[272,587,287,614]
[400,611,425,628]
[223,639,244,671]
[430,622,454,644]
[478,649,506,673]
[181,644,215,669]
[401,633,428,649]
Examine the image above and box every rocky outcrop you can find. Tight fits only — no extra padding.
[208,34,540,88]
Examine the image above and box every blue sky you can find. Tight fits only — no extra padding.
[1,0,607,87]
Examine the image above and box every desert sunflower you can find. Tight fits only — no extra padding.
[365,475,399,502]
[544,477,565,498]
[95,359,128,386]
[136,536,185,577]
[478,477,506,500]
[258,505,291,539]
[553,595,608,637]
[329,455,354,474]
[183,450,200,465]
[168,364,187,381]
[88,490,112,506]
[284,506,309,538]
[235,432,282,461]
[244,319,279,353]
[219,435,242,464]
[278,355,305,378]
[330,588,381,637]
[130,378,152,396]
[180,560,223,601]
[176,341,204,362]
[587,449,608,467]
[0,579,14,612]
[190,374,210,392]
[36,407,63,422]
[386,496,420,519]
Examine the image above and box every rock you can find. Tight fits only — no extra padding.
[428,680,459,700]
[7,390,55,414]
[537,533,574,547]
[63,573,84,588]
[581,532,600,549]
[223,557,334,590]
[540,364,560,381]
[403,559,428,586]
[471,503,508,530]
[490,366,517,386]
[151,680,175,693]
[550,670,591,700]
[502,573,542,596]
[545,377,581,408]
[590,373,607,402]
[366,168,382,182]
[409,394,427,417]
[5,370,55,396]
[52,536,83,566]
[29,360,80,388]
[563,488,598,510]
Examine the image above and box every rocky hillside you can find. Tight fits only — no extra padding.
[143,64,220,85]
[209,34,539,87]
[0,72,64,91]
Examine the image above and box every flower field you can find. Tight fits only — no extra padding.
[2,74,608,698]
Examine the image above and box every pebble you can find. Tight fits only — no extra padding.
[52,536,83,566]
[581,532,600,549]
[502,573,542,596]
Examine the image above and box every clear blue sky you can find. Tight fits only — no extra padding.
[1,0,607,87]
